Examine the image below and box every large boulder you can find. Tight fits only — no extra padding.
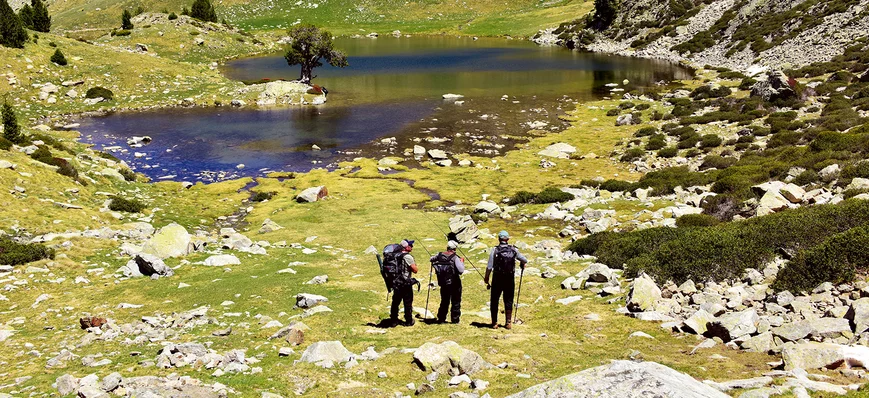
[506,360,729,398]
[449,215,479,243]
[257,80,310,106]
[141,223,191,259]
[296,186,328,203]
[575,263,619,287]
[750,71,798,103]
[846,297,869,333]
[704,309,758,342]
[683,309,715,335]
[134,254,174,277]
[413,341,491,375]
[782,342,847,370]
[299,341,354,366]
[627,274,662,312]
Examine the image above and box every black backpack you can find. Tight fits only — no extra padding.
[492,244,517,274]
[432,252,458,286]
[381,244,411,289]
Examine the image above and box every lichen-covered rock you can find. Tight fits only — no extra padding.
[413,341,491,375]
[141,223,191,259]
[627,274,662,312]
[506,360,729,397]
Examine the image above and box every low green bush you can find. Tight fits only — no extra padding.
[50,49,68,66]
[251,191,276,202]
[774,224,869,292]
[86,87,114,100]
[619,102,636,110]
[635,103,651,111]
[700,134,723,148]
[574,200,869,284]
[119,168,137,182]
[168,12,178,20]
[0,238,55,266]
[599,179,636,192]
[109,197,146,213]
[676,213,720,227]
[646,135,667,151]
[794,169,820,185]
[0,137,12,151]
[700,155,736,170]
[634,126,658,137]
[606,109,620,116]
[657,147,678,158]
[620,147,645,162]
[111,29,132,37]
[508,187,574,205]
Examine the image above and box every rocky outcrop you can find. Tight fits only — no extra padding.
[140,223,191,259]
[507,360,729,397]
[536,0,869,72]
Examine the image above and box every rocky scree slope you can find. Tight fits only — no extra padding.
[536,0,869,71]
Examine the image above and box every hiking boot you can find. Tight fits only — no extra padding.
[505,309,513,330]
[491,323,499,329]
[404,319,415,327]
[504,322,512,330]
[451,319,460,324]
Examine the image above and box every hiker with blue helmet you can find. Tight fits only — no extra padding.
[484,231,527,329]
[431,240,466,324]
[390,239,419,326]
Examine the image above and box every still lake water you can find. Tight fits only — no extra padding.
[78,36,692,182]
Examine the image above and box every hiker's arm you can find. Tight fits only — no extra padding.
[484,269,491,285]
[455,256,465,274]
[410,262,419,273]
[516,250,528,269]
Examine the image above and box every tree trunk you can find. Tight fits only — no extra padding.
[299,63,312,85]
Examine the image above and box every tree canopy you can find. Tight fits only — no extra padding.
[121,9,133,30]
[2,101,23,144]
[0,0,28,48]
[30,0,49,32]
[18,3,32,29]
[190,0,217,22]
[284,24,348,85]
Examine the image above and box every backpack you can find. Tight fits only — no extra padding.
[381,244,411,289]
[432,253,458,286]
[492,244,517,274]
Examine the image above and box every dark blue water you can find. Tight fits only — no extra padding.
[79,37,692,182]
[79,103,434,182]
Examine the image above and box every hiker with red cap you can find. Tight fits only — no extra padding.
[484,231,527,329]
[389,239,419,326]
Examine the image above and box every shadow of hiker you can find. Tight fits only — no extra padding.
[368,319,400,329]
[469,321,493,329]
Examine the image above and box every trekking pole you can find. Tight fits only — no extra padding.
[412,236,435,320]
[424,263,434,321]
[514,266,525,325]
[415,209,486,280]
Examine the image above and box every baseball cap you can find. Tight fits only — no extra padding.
[401,239,415,248]
[498,231,510,239]
[447,240,459,250]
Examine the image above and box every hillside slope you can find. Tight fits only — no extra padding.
[538,0,869,71]
[26,0,591,37]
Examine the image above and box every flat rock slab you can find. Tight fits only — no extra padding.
[506,360,729,398]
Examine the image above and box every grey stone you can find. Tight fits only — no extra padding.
[296,186,327,203]
[203,254,240,267]
[134,254,174,277]
[140,223,191,259]
[705,309,758,342]
[100,372,122,391]
[299,341,353,366]
[506,360,729,397]
[846,297,869,333]
[296,293,328,309]
[413,341,491,375]
[627,274,662,312]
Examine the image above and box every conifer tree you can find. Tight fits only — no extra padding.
[190,0,217,22]
[18,3,33,29]
[121,9,133,30]
[2,100,23,144]
[30,0,50,33]
[0,0,28,48]
[50,48,67,66]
